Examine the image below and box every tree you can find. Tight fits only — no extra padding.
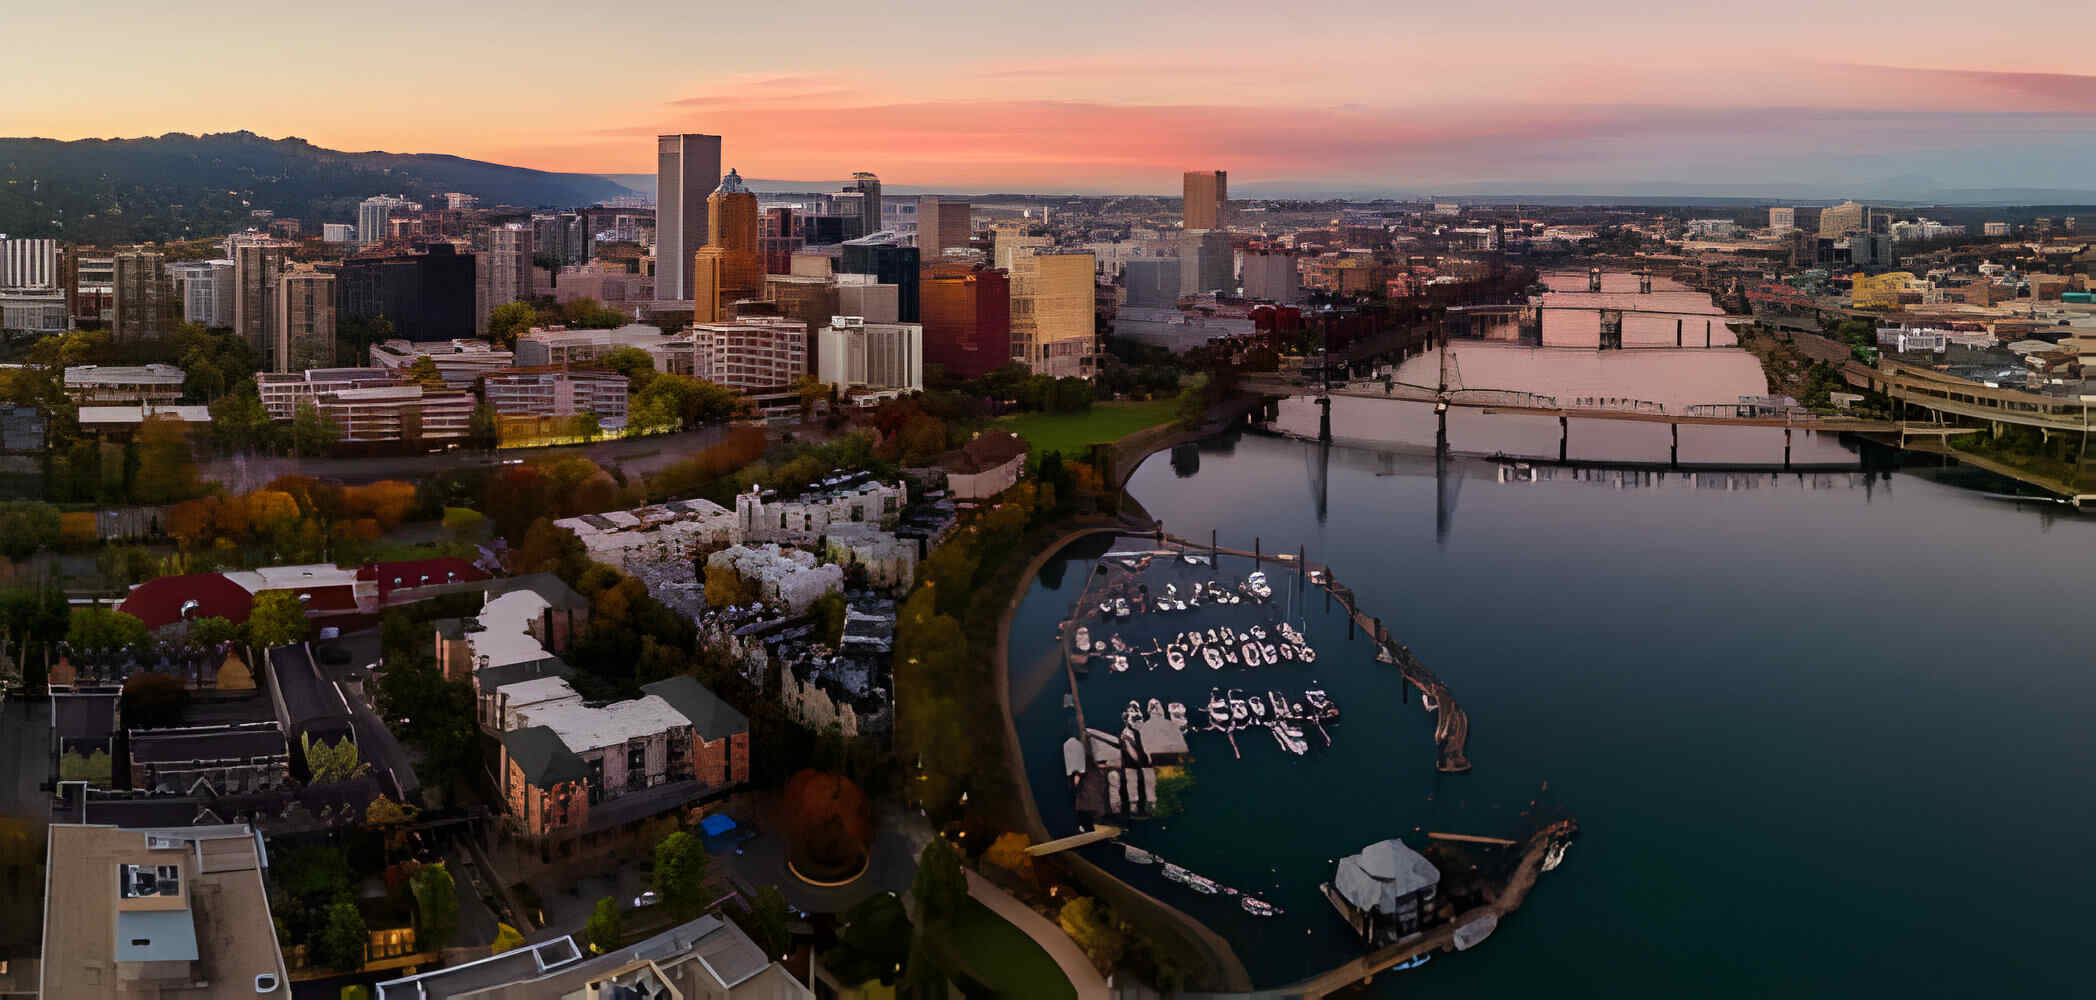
[248,590,310,648]
[133,414,199,503]
[703,563,760,608]
[121,673,189,729]
[791,376,826,421]
[67,607,148,651]
[747,884,793,959]
[910,838,967,928]
[486,302,539,349]
[982,833,1036,884]
[1058,896,1125,975]
[512,517,588,580]
[654,832,712,918]
[565,412,601,442]
[1174,372,1212,428]
[405,356,446,391]
[302,732,364,784]
[585,896,623,954]
[208,380,274,453]
[364,795,418,827]
[317,894,368,971]
[899,415,947,466]
[0,503,61,560]
[441,506,486,546]
[409,863,460,953]
[187,615,242,648]
[598,346,658,393]
[468,402,500,450]
[823,892,912,987]
[491,923,525,955]
[290,401,341,457]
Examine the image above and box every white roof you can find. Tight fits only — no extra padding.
[470,590,555,668]
[65,363,185,385]
[519,694,690,752]
[501,675,581,708]
[223,564,359,594]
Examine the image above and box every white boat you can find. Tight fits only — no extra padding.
[1241,896,1278,917]
[1166,649,1186,671]
[1421,690,1439,712]
[1542,841,1569,872]
[1241,643,1261,667]
[1261,642,1278,663]
[1248,697,1266,720]
[1268,692,1290,717]
[1075,627,1091,652]
[1277,644,1296,661]
[1186,872,1221,894]
[1111,635,1128,652]
[1161,863,1191,884]
[1181,553,1208,565]
[1173,599,1187,611]
[1250,625,1269,640]
[1274,723,1309,755]
[1203,647,1225,670]
[1280,623,1304,645]
[1147,698,1165,719]
[1114,598,1130,619]
[1299,646,1317,664]
[1125,845,1156,865]
[1227,691,1249,722]
[1111,656,1130,673]
[1205,691,1230,727]
[1205,628,1219,644]
[1167,702,1188,727]
[1307,569,1327,584]
[1098,601,1114,615]
[1304,689,1337,719]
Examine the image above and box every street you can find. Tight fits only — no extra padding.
[198,424,740,490]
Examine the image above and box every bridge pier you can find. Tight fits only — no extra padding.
[1558,415,1568,463]
[1676,318,1682,347]
[1784,428,1793,469]
[1318,395,1333,443]
[1670,423,1679,469]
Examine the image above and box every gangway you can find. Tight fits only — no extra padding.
[1025,825,1124,856]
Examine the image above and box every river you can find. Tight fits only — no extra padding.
[1005,426,2095,996]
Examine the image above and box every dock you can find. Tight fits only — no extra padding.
[1158,533,1473,773]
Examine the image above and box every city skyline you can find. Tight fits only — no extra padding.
[7,1,2096,195]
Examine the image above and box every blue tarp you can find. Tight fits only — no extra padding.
[699,813,738,836]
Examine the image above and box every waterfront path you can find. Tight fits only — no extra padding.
[965,869,1110,999]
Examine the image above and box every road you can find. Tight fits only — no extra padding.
[198,424,740,490]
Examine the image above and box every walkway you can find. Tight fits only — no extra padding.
[964,869,1110,1000]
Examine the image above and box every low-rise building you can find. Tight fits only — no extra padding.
[704,544,843,614]
[369,338,514,388]
[312,383,476,443]
[816,315,922,399]
[483,368,629,426]
[935,430,1027,500]
[256,368,403,419]
[514,323,694,374]
[733,477,904,546]
[39,824,290,1000]
[693,317,809,390]
[376,915,804,1000]
[64,364,186,404]
[127,722,290,795]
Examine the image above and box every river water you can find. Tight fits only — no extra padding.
[1005,426,2095,996]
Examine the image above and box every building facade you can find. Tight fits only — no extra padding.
[919,261,1011,380]
[692,318,808,391]
[483,369,630,425]
[1009,249,1095,377]
[1240,250,1302,304]
[1183,170,1228,230]
[917,197,972,257]
[691,169,763,323]
[166,259,235,328]
[232,242,286,358]
[336,243,478,340]
[111,249,173,342]
[656,133,723,302]
[274,267,336,372]
[839,234,920,322]
[816,316,923,397]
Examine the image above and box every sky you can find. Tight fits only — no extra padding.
[8,0,2096,197]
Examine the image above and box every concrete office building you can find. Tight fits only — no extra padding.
[513,323,697,374]
[920,261,1010,380]
[840,232,919,322]
[111,249,173,342]
[656,133,723,302]
[481,222,536,312]
[1184,170,1227,230]
[256,368,404,419]
[233,242,287,357]
[764,274,841,360]
[1009,249,1095,377]
[1241,249,1302,304]
[1124,257,1182,308]
[370,339,513,388]
[759,206,803,274]
[1768,207,1797,231]
[322,223,357,243]
[167,259,236,328]
[917,197,972,256]
[1179,228,1233,294]
[817,316,923,397]
[1820,201,1867,237]
[834,274,899,324]
[2,237,58,290]
[274,266,336,372]
[847,172,882,239]
[357,196,418,246]
[691,169,763,323]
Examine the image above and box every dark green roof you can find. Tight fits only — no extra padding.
[486,572,590,612]
[503,725,588,788]
[642,676,748,742]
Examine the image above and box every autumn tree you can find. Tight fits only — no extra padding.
[405,356,446,391]
[491,923,525,955]
[982,832,1036,884]
[302,733,364,784]
[67,607,148,651]
[248,590,310,648]
[1057,896,1125,974]
[133,414,199,503]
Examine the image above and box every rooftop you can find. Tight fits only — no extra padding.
[65,364,186,386]
[516,693,690,753]
[40,825,287,1000]
[641,676,749,742]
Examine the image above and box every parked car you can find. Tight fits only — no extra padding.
[632,890,659,908]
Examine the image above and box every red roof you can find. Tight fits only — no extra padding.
[119,574,255,630]
[358,558,486,601]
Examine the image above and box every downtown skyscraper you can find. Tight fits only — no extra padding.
[657,133,723,302]
[1183,170,1227,230]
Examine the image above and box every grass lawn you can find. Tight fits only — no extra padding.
[994,399,1179,461]
[934,898,1076,1000]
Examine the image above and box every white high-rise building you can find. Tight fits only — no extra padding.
[1,237,59,290]
[167,259,236,328]
[357,196,418,246]
[817,315,923,397]
[656,133,723,302]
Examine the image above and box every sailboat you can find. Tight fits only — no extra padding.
[1074,627,1091,652]
[1203,647,1225,670]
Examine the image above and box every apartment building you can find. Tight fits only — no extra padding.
[256,368,402,419]
[166,259,235,328]
[64,364,186,404]
[691,318,808,390]
[274,266,336,372]
[482,368,630,425]
[816,316,922,398]
[369,338,514,388]
[513,323,697,374]
[310,384,474,443]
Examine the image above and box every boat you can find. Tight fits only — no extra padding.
[1168,702,1188,728]
[1268,692,1290,718]
[1299,646,1317,664]
[1279,623,1304,645]
[1227,691,1249,722]
[1392,954,1431,971]
[1304,689,1337,719]
[1261,642,1278,663]
[1185,873,1222,894]
[1111,635,1129,652]
[1277,643,1297,661]
[1241,896,1278,917]
[1110,656,1130,673]
[1161,863,1191,884]
[1098,601,1114,615]
[1203,647,1225,670]
[1074,627,1091,652]
[1181,553,1209,565]
[1307,569,1327,584]
[1166,649,1186,671]
[1124,845,1156,865]
[1219,626,1236,643]
[1241,642,1262,667]
[1123,701,1143,727]
[1147,698,1166,720]
[1205,628,1219,644]
[1114,598,1130,619]
[1421,690,1439,712]
[1224,645,1239,665]
[1205,691,1230,727]
[1250,625,1269,640]
[1542,841,1569,872]
[1248,697,1266,720]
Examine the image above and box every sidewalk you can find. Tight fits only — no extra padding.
[964,869,1109,1000]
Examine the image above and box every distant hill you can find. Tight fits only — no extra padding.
[0,132,640,243]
